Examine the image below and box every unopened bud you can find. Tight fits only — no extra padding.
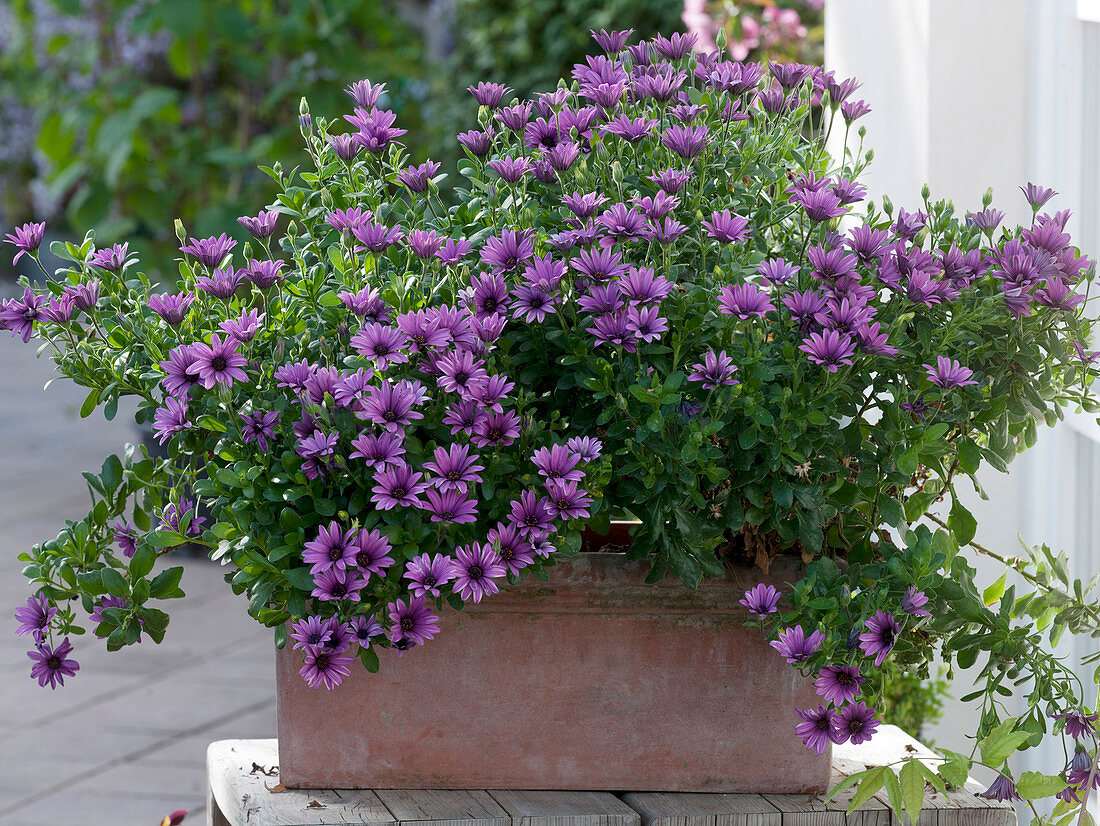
[982,187,994,208]
[921,183,931,201]
[174,219,187,245]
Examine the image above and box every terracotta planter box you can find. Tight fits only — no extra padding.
[275,551,829,792]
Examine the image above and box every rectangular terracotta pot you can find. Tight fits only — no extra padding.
[275,552,830,792]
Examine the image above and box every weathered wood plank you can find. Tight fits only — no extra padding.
[620,791,781,826]
[207,739,396,826]
[376,789,511,826]
[488,789,640,826]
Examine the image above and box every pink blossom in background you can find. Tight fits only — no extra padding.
[681,0,718,52]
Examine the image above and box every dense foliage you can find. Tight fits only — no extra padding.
[1,0,428,273]
[7,24,1100,825]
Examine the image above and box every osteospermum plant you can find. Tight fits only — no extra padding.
[7,23,1100,825]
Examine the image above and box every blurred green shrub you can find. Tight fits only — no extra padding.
[2,0,429,274]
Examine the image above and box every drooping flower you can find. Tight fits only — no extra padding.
[15,593,57,639]
[1053,710,1099,740]
[688,349,739,389]
[28,637,79,689]
[770,625,825,663]
[794,706,837,756]
[180,233,236,268]
[387,597,441,647]
[858,610,900,667]
[814,665,866,706]
[191,334,249,389]
[900,586,931,617]
[834,701,880,745]
[977,774,1021,803]
[299,648,354,690]
[739,584,780,616]
[923,357,978,389]
[404,553,457,599]
[153,397,191,445]
[371,464,429,510]
[112,518,138,558]
[449,544,506,604]
[4,221,45,263]
[302,521,358,573]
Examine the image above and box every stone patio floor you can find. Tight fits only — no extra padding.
[0,333,276,823]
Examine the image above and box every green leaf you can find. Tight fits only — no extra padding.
[1016,771,1069,800]
[100,568,129,598]
[146,530,189,548]
[149,566,184,599]
[983,572,1007,606]
[949,498,977,546]
[283,567,315,591]
[958,437,982,474]
[359,646,380,673]
[883,767,903,823]
[937,751,972,789]
[900,759,925,826]
[129,544,156,579]
[100,454,123,492]
[79,387,101,418]
[979,720,1030,768]
[849,766,886,813]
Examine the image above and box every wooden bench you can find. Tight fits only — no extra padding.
[206,726,1015,826]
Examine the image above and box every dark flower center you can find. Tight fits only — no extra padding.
[468,565,484,580]
[185,369,201,383]
[849,718,864,733]
[483,297,498,311]
[440,510,455,520]
[391,487,406,498]
[529,295,544,308]
[315,654,330,670]
[524,515,541,527]
[593,270,605,279]
[505,256,517,268]
[487,428,502,440]
[500,548,515,561]
[400,616,415,631]
[454,371,468,384]
[47,656,60,670]
[211,355,228,372]
[556,497,570,509]
[395,638,414,650]
[423,574,437,588]
[816,717,830,731]
[412,334,426,344]
[445,470,462,482]
[375,344,389,355]
[308,632,323,645]
[331,583,347,597]
[881,628,895,646]
[837,672,855,686]
[356,552,372,567]
[383,409,398,421]
[328,546,344,562]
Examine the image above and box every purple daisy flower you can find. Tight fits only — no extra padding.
[353,529,395,577]
[648,168,693,194]
[660,124,709,160]
[508,489,556,535]
[351,221,404,254]
[158,345,201,397]
[758,258,800,286]
[456,130,492,157]
[482,229,535,273]
[404,553,457,599]
[834,701,880,745]
[436,349,489,397]
[562,191,610,219]
[859,610,900,667]
[89,596,133,638]
[924,357,978,389]
[274,360,315,393]
[405,229,444,260]
[15,593,57,639]
[799,330,857,372]
[900,586,931,617]
[423,443,485,492]
[795,706,837,756]
[339,286,390,322]
[396,160,441,192]
[153,397,191,445]
[290,615,334,652]
[840,99,871,121]
[488,156,531,184]
[4,221,45,263]
[70,279,101,311]
[351,322,409,371]
[87,242,130,273]
[28,637,79,689]
[740,584,780,616]
[191,334,248,389]
[349,430,406,470]
[180,233,236,269]
[793,189,847,222]
[40,293,76,324]
[495,101,532,132]
[237,210,279,239]
[423,489,478,524]
[350,614,384,644]
[219,309,264,344]
[387,596,441,648]
[468,81,511,108]
[312,567,368,602]
[652,30,697,59]
[0,286,44,342]
[545,480,592,521]
[148,292,194,325]
[299,648,354,690]
[627,305,668,342]
[239,411,279,452]
[470,374,513,411]
[531,444,584,484]
[688,349,739,389]
[704,210,751,244]
[244,259,286,289]
[1021,182,1057,210]
[718,283,776,319]
[436,238,475,266]
[449,544,506,604]
[302,521,358,573]
[372,464,429,510]
[360,380,425,431]
[511,284,557,323]
[443,399,485,437]
[770,625,825,663]
[471,409,521,448]
[327,207,373,233]
[113,518,138,558]
[591,28,633,52]
[815,665,866,706]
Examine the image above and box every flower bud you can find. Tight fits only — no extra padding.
[715,26,727,50]
[881,194,893,216]
[611,161,624,186]
[921,183,930,201]
[174,219,187,246]
[982,187,994,208]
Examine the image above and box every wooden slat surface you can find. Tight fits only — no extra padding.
[207,727,1017,826]
[489,789,640,826]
